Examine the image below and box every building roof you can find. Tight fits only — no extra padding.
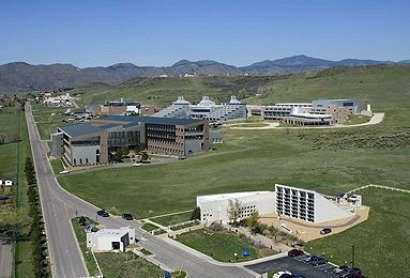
[100,115,203,126]
[59,123,104,137]
[198,191,274,202]
[95,228,129,238]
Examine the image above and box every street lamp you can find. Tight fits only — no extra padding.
[351,245,355,268]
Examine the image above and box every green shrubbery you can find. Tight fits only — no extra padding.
[25,156,49,277]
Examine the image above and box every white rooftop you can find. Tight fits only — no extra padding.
[198,191,273,202]
[95,228,129,237]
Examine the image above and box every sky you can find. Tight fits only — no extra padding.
[1,0,409,67]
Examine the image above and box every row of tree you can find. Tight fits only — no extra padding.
[25,157,50,277]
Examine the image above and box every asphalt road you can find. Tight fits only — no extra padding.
[25,102,255,278]
[0,235,12,278]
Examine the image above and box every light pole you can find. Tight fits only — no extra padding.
[351,245,355,268]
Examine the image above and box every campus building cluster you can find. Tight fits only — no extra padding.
[197,184,357,224]
[51,116,210,167]
[154,95,247,122]
[250,99,362,125]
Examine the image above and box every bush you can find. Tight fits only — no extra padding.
[208,221,224,232]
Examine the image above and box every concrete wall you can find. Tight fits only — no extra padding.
[197,191,276,224]
[72,145,100,166]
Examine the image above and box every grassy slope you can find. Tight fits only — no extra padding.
[73,76,274,107]
[57,65,410,277]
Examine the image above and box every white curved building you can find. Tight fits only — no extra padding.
[154,96,247,122]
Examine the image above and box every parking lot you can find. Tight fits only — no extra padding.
[246,254,337,278]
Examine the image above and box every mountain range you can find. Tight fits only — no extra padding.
[0,55,407,93]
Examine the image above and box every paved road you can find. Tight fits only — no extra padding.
[25,102,255,278]
[0,235,12,278]
[26,103,89,278]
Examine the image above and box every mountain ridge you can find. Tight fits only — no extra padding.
[0,55,408,93]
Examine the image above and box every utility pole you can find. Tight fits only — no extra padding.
[351,245,355,268]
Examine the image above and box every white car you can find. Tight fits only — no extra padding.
[273,271,291,278]
[59,170,70,174]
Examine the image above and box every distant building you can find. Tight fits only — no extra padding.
[260,99,360,125]
[87,227,136,252]
[97,98,141,116]
[154,96,247,123]
[51,115,211,166]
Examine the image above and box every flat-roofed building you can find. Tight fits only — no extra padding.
[196,184,355,225]
[87,227,135,252]
[197,191,276,224]
[51,116,210,166]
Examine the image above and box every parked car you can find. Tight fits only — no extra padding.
[309,257,328,266]
[320,228,332,235]
[122,213,133,220]
[97,210,109,217]
[303,255,319,263]
[288,248,304,257]
[337,267,362,278]
[273,271,291,278]
[334,265,350,274]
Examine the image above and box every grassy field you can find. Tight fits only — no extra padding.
[176,229,260,262]
[95,252,165,278]
[30,103,67,140]
[0,106,33,277]
[54,65,410,277]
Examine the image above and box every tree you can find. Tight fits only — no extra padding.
[191,206,201,220]
[141,152,150,162]
[114,149,123,162]
[245,211,261,233]
[227,199,243,226]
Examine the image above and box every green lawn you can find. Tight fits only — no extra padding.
[176,229,260,262]
[150,211,193,226]
[141,223,160,232]
[95,252,165,278]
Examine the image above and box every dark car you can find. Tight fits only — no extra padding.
[97,210,109,217]
[320,228,332,235]
[334,265,350,274]
[122,213,133,220]
[337,267,362,278]
[303,255,319,263]
[309,257,328,266]
[288,248,304,257]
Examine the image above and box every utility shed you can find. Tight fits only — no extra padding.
[87,227,135,252]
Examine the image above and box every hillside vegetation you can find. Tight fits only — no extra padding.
[74,65,410,122]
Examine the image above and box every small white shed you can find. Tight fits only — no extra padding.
[87,227,135,252]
